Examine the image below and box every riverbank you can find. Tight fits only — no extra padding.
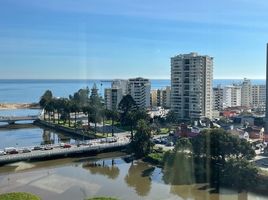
[34,119,98,139]
[0,103,40,110]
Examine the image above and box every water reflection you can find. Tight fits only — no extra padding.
[163,152,196,185]
[41,129,73,145]
[0,126,80,148]
[0,155,266,200]
[124,161,152,196]
[82,159,120,180]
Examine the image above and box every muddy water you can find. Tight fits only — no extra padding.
[0,152,267,200]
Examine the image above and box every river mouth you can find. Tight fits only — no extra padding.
[0,152,267,200]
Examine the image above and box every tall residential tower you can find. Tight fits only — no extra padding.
[171,52,213,120]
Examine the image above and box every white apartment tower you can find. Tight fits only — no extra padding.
[112,79,128,95]
[252,85,266,109]
[104,88,123,110]
[223,85,241,108]
[241,78,252,107]
[128,77,151,109]
[171,52,213,120]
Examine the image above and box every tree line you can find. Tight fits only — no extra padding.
[39,87,152,137]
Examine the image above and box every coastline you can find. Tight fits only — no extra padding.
[0,103,40,110]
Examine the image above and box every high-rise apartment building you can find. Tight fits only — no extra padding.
[128,77,151,109]
[223,85,241,108]
[252,85,266,109]
[241,78,252,107]
[112,79,128,95]
[150,90,158,107]
[104,88,123,110]
[162,86,171,108]
[150,87,171,109]
[213,86,223,111]
[171,52,213,120]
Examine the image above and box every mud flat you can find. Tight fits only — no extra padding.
[0,103,40,110]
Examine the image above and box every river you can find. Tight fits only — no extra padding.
[0,152,266,200]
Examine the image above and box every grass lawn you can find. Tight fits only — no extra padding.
[0,192,41,200]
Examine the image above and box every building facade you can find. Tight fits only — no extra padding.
[128,77,151,109]
[223,85,241,108]
[104,88,123,110]
[162,86,171,108]
[241,78,252,107]
[111,79,128,95]
[150,90,158,107]
[252,85,266,109]
[213,86,223,111]
[171,52,213,120]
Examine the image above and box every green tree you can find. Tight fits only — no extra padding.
[220,158,259,191]
[165,110,178,124]
[118,95,137,126]
[105,109,119,136]
[175,138,192,152]
[191,128,255,163]
[131,119,154,158]
[70,87,90,108]
[70,101,80,127]
[39,90,53,120]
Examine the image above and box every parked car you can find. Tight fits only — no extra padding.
[33,146,43,151]
[0,151,6,156]
[63,144,71,148]
[22,148,31,153]
[44,146,53,150]
[9,149,19,154]
[4,147,17,154]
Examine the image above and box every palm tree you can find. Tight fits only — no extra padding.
[39,90,53,120]
[105,109,119,137]
[70,101,80,127]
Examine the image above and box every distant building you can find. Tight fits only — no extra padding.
[150,90,158,107]
[241,78,252,107]
[252,85,266,109]
[162,86,171,108]
[150,86,171,109]
[104,88,123,110]
[128,77,151,109]
[223,85,241,108]
[213,85,223,111]
[171,52,213,120]
[112,79,128,95]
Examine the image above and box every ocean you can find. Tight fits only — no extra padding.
[0,79,265,103]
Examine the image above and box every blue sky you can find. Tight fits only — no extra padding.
[0,0,268,79]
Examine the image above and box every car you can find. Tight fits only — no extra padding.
[166,142,174,147]
[33,146,43,151]
[4,147,17,154]
[22,148,31,153]
[63,144,71,148]
[44,146,53,150]
[0,151,6,156]
[9,149,19,154]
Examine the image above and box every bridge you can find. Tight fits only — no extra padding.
[0,137,130,165]
[0,115,39,124]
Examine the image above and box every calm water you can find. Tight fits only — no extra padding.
[0,79,265,103]
[0,154,266,200]
[0,126,82,149]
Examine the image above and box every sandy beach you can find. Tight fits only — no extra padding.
[0,103,40,110]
